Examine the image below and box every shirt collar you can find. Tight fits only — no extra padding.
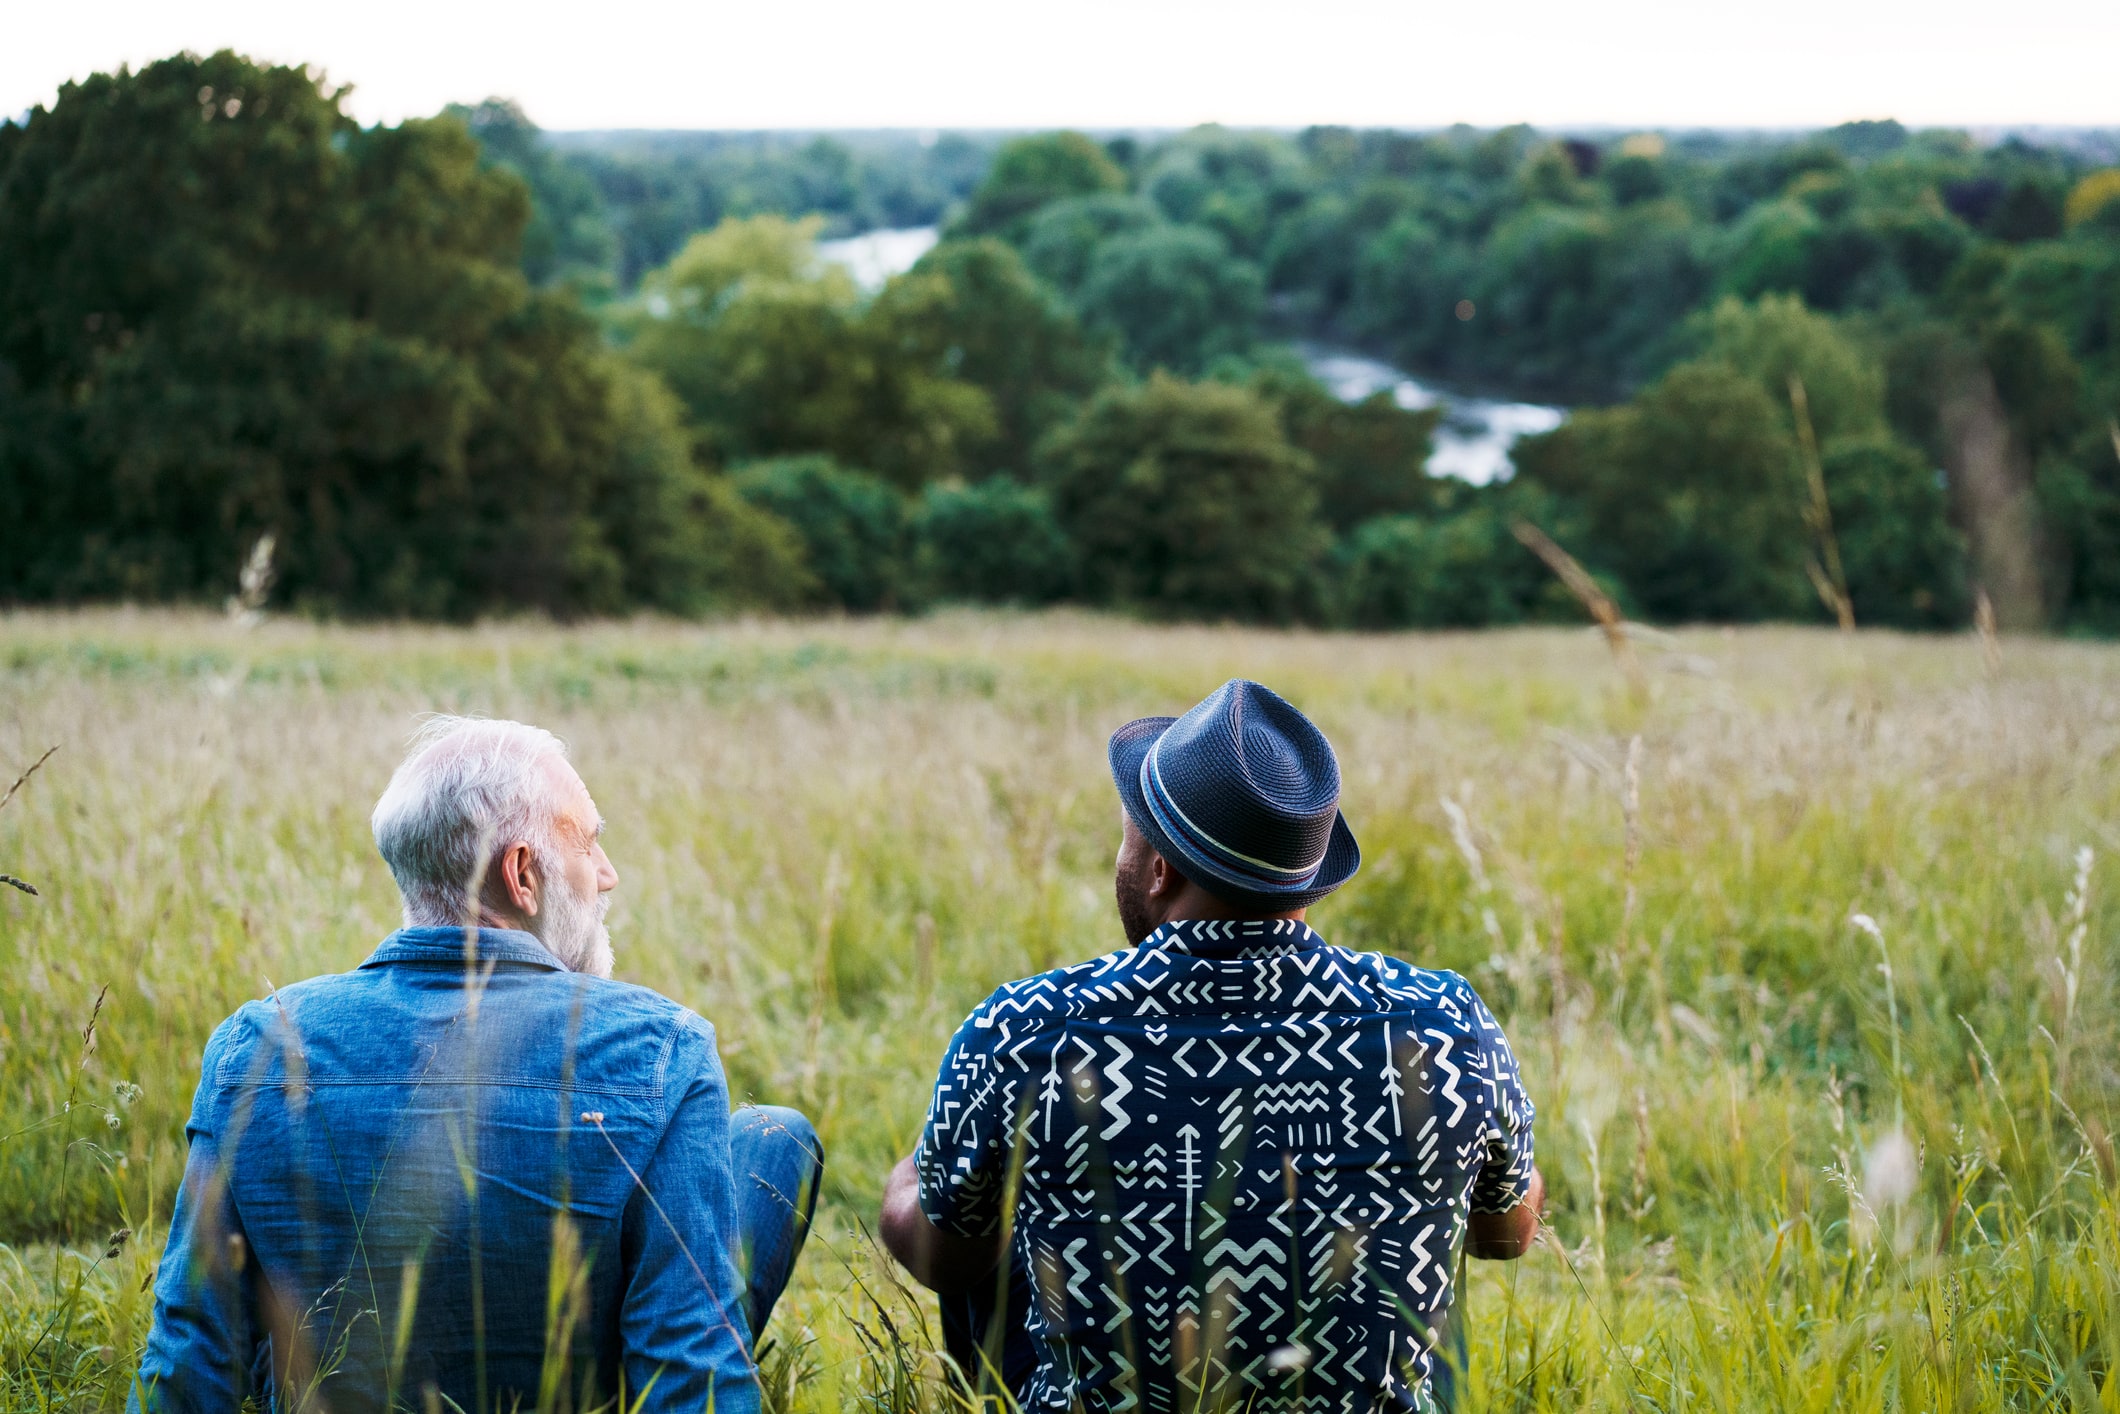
[1144,916,1323,959]
[360,926,569,972]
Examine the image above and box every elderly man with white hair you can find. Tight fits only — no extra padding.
[134,717,820,1414]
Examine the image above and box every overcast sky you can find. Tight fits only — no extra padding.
[5,0,2116,132]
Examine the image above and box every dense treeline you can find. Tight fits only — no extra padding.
[3,53,2117,629]
[457,102,995,290]
[0,55,808,618]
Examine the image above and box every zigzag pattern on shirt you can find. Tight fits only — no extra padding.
[915,917,1535,1414]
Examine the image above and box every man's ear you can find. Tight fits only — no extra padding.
[499,841,541,918]
[1146,850,1178,899]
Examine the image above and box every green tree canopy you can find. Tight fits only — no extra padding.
[913,477,1076,604]
[1332,493,1571,629]
[1040,374,1325,620]
[874,238,1112,479]
[1249,366,1442,532]
[732,456,909,611]
[1821,438,1967,628]
[450,98,618,291]
[954,131,1126,241]
[1700,293,1887,444]
[623,216,997,487]
[1138,128,1311,260]
[1021,194,1164,298]
[1516,360,1812,621]
[0,50,796,616]
[1076,226,1265,375]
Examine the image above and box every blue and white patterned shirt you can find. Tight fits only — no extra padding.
[916,918,1536,1414]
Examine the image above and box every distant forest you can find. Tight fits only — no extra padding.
[3,53,2117,631]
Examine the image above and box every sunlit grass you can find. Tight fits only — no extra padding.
[1,608,2115,1410]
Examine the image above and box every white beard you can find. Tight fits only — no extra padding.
[532,871,614,979]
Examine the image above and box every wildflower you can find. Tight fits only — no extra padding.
[1266,1344,1311,1374]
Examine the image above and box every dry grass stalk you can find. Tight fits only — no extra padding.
[0,745,59,899]
[1510,520,1646,702]
[1619,734,1642,959]
[225,533,277,628]
[1789,377,1855,633]
[1974,587,2001,676]
[0,745,59,816]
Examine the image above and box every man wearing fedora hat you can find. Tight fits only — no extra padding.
[880,679,1544,1413]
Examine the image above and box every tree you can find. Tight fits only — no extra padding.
[1040,375,1325,620]
[954,132,1125,241]
[1350,215,1470,375]
[1605,153,1668,206]
[1701,293,1887,444]
[1821,438,1967,627]
[623,216,998,487]
[1249,366,1442,531]
[1461,205,1617,396]
[1722,200,1823,302]
[451,99,617,291]
[1021,195,1164,298]
[1137,128,1311,261]
[1075,226,1265,375]
[732,457,911,611]
[623,215,872,463]
[913,478,1076,604]
[2065,170,2120,230]
[1514,361,1813,621]
[1331,497,1570,629]
[872,239,1112,479]
[0,50,796,616]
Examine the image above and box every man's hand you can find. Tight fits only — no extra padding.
[878,1154,1006,1294]
[1466,1166,1545,1260]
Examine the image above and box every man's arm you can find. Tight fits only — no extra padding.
[618,1020,759,1414]
[878,1154,1005,1294]
[1465,1165,1544,1260]
[1456,979,1542,1263]
[133,1029,263,1414]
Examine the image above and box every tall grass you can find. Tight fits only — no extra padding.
[0,609,2114,1410]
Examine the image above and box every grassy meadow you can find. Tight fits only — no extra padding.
[1,608,2116,1410]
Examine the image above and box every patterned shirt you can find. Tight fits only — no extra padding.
[916,918,1536,1414]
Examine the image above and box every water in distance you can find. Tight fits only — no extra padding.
[1298,344,1563,487]
[816,228,1566,487]
[817,227,940,290]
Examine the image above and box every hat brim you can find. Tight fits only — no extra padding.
[1108,715,1360,913]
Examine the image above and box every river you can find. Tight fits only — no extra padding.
[817,226,1566,485]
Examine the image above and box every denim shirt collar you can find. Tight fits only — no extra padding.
[360,925,569,972]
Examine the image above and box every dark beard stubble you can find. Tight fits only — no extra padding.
[1115,849,1156,946]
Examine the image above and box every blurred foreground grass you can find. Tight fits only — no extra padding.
[1,609,2117,1410]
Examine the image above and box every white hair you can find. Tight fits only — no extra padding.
[371,716,571,929]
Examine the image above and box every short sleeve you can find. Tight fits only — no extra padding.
[913,1001,1015,1238]
[1460,982,1538,1214]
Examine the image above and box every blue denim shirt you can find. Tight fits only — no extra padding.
[135,927,759,1414]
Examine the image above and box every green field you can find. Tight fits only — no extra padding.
[1,610,2116,1411]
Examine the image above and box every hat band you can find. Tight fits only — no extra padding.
[1143,738,1331,883]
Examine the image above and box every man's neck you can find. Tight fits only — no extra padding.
[1155,893,1306,932]
[475,905,533,934]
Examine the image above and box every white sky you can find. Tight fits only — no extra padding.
[4,0,2116,132]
